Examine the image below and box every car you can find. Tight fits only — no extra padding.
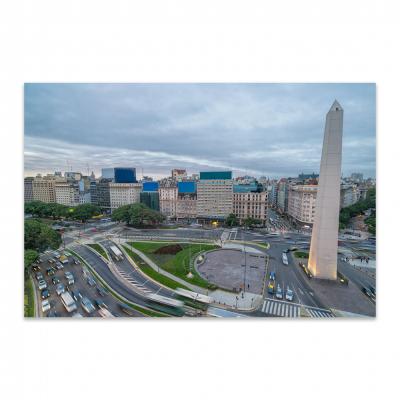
[269,271,276,281]
[38,280,47,290]
[73,257,80,265]
[35,272,44,281]
[96,287,107,297]
[48,258,55,264]
[87,277,96,287]
[81,297,95,314]
[65,272,75,285]
[275,285,283,299]
[369,285,376,296]
[118,303,135,316]
[56,283,66,295]
[53,252,61,259]
[94,299,108,309]
[41,299,51,312]
[285,288,294,301]
[46,267,55,276]
[55,261,64,270]
[41,289,50,299]
[71,289,82,302]
[51,276,60,285]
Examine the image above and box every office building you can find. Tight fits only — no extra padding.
[288,184,318,226]
[176,181,197,220]
[109,182,142,210]
[196,171,233,220]
[233,191,268,223]
[32,176,56,203]
[24,177,34,203]
[159,184,178,219]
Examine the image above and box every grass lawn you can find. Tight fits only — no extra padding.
[294,251,309,259]
[128,241,219,289]
[87,243,109,260]
[24,278,35,317]
[123,245,191,291]
[67,249,166,317]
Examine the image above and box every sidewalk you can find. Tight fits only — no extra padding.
[121,240,261,311]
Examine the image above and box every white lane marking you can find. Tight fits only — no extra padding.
[266,301,272,314]
[262,300,266,312]
[277,303,282,316]
[285,305,289,317]
[271,302,277,315]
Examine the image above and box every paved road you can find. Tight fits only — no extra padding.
[32,251,142,317]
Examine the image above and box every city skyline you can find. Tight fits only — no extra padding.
[24,83,376,179]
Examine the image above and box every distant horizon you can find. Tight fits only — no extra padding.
[24,83,376,179]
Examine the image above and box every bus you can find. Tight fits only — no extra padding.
[60,292,77,313]
[110,245,124,261]
[282,252,289,265]
[146,294,185,317]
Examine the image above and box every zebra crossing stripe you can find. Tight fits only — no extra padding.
[266,301,272,314]
[277,303,281,316]
[262,301,266,312]
[285,305,289,317]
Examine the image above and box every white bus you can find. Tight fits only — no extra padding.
[282,252,289,265]
[110,245,123,261]
[60,292,77,313]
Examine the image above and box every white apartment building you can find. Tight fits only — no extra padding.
[55,181,80,206]
[196,172,233,220]
[109,182,142,210]
[32,176,56,203]
[340,184,359,209]
[159,186,178,219]
[288,184,318,225]
[233,192,268,223]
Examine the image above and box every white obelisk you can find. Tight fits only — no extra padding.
[308,100,343,280]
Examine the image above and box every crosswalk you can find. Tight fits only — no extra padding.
[260,299,334,318]
[115,266,153,294]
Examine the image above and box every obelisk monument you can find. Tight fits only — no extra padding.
[308,100,343,280]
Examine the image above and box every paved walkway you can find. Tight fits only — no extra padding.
[119,239,261,311]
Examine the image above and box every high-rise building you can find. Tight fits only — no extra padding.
[140,181,160,211]
[90,179,111,210]
[276,178,289,214]
[109,182,142,210]
[24,177,34,203]
[55,181,80,206]
[176,181,197,221]
[159,185,178,219]
[288,184,318,226]
[196,171,233,220]
[308,101,344,280]
[233,191,268,223]
[101,167,137,183]
[32,176,56,203]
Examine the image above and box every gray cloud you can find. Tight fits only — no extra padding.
[24,83,376,179]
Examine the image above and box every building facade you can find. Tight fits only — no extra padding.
[171,169,187,181]
[276,178,289,213]
[159,185,178,219]
[196,171,233,220]
[90,179,111,210]
[55,181,80,206]
[24,177,34,203]
[233,191,268,223]
[109,182,142,210]
[176,181,197,220]
[288,184,318,226]
[32,176,56,203]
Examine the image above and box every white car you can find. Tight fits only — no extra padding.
[41,299,51,312]
[285,288,294,302]
[38,280,47,290]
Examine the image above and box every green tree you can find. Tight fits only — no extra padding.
[112,203,164,227]
[243,217,261,227]
[24,249,38,277]
[25,200,47,217]
[226,213,239,227]
[70,204,101,222]
[24,219,62,252]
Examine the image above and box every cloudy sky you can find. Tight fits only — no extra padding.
[24,83,376,179]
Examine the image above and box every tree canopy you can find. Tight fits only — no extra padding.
[243,217,262,227]
[24,219,62,252]
[112,203,164,227]
[225,213,239,227]
[69,203,101,222]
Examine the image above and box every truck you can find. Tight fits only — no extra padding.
[60,292,77,313]
[110,245,123,261]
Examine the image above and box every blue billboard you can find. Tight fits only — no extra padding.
[178,181,196,193]
[143,181,159,192]
[114,168,137,183]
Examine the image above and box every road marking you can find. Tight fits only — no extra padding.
[262,300,266,312]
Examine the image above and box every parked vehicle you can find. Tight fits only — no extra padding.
[52,276,60,285]
[267,280,275,295]
[42,299,51,312]
[269,271,276,281]
[38,280,47,290]
[71,290,82,302]
[47,310,58,317]
[41,289,50,299]
[94,299,108,309]
[87,277,96,287]
[36,272,44,281]
[46,267,55,276]
[96,287,107,297]
[56,283,66,296]
[81,297,95,314]
[60,292,77,313]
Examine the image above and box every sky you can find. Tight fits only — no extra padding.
[24,83,376,179]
